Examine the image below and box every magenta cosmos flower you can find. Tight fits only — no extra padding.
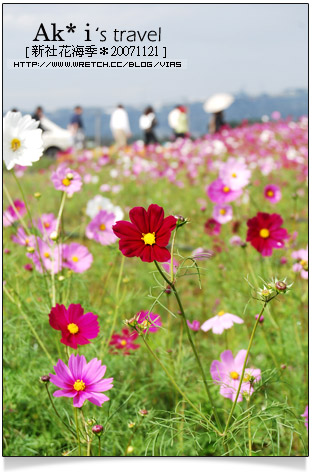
[219,158,251,191]
[210,350,261,402]
[301,405,308,431]
[51,165,82,196]
[187,320,201,331]
[86,210,118,245]
[264,184,282,204]
[62,243,93,273]
[3,200,26,227]
[49,303,99,349]
[246,212,288,257]
[162,258,179,274]
[207,178,242,204]
[136,310,162,333]
[291,247,308,280]
[112,204,177,263]
[109,328,140,354]
[212,204,233,224]
[50,354,113,407]
[11,227,36,247]
[201,310,244,334]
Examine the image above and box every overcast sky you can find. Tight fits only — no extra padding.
[3,3,308,112]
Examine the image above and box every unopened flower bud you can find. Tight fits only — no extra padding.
[138,409,148,416]
[92,424,104,435]
[66,172,74,180]
[40,375,50,383]
[58,275,65,281]
[281,364,286,370]
[4,248,11,254]
[128,421,135,429]
[49,231,58,241]
[87,418,96,426]
[275,281,287,292]
[126,446,134,454]
[34,192,41,199]
[255,314,264,323]
[26,246,35,253]
[165,285,172,294]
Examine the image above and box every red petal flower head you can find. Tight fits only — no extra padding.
[246,212,288,257]
[112,204,177,263]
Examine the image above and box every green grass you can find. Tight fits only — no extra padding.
[3,149,308,457]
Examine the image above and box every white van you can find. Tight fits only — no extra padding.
[40,116,73,156]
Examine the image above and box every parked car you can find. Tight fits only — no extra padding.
[40,117,73,156]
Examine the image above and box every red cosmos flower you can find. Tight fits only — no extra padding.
[49,303,100,349]
[246,212,288,257]
[112,204,177,263]
[109,328,140,355]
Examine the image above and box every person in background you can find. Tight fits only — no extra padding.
[168,105,180,138]
[32,106,45,131]
[209,111,226,134]
[110,105,131,148]
[69,105,85,150]
[174,105,189,138]
[139,106,158,145]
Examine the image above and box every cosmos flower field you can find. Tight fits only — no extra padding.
[3,113,308,456]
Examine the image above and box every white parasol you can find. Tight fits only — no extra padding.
[203,93,234,113]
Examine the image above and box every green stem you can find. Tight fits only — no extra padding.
[3,285,54,365]
[141,335,221,435]
[98,437,101,456]
[170,227,177,283]
[223,302,267,436]
[103,255,125,353]
[154,261,223,432]
[55,192,67,235]
[248,400,252,456]
[74,407,81,456]
[45,385,76,438]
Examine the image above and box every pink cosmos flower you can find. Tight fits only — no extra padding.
[291,247,308,279]
[136,310,162,333]
[24,263,33,272]
[192,247,214,260]
[219,158,251,191]
[51,165,82,196]
[11,227,36,247]
[201,310,244,334]
[37,213,57,238]
[210,349,261,402]
[27,238,62,274]
[301,405,308,431]
[86,210,118,245]
[207,178,242,204]
[162,258,179,274]
[204,218,221,236]
[62,243,93,273]
[264,184,282,204]
[187,320,201,331]
[212,204,233,224]
[49,353,113,408]
[49,303,100,349]
[3,200,26,227]
[246,212,289,257]
[229,235,245,247]
[109,328,140,354]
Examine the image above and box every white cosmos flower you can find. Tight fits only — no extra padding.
[86,195,124,222]
[3,111,44,170]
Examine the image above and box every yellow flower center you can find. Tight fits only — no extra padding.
[73,379,85,391]
[259,228,270,238]
[217,310,225,316]
[141,232,156,245]
[62,178,71,186]
[222,186,230,193]
[300,259,307,267]
[243,373,251,382]
[11,138,21,151]
[230,371,239,380]
[120,340,127,346]
[231,173,237,178]
[44,222,50,228]
[219,209,226,215]
[261,289,271,296]
[267,190,274,197]
[71,256,79,262]
[67,323,79,334]
[25,238,29,245]
[99,223,106,231]
[43,252,50,258]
